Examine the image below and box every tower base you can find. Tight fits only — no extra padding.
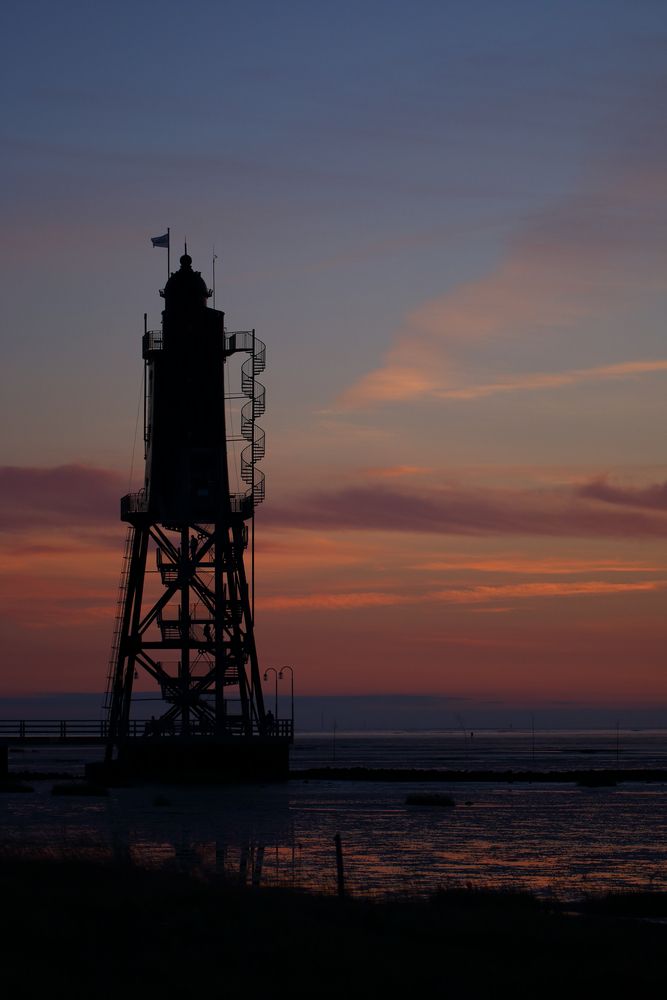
[87,736,290,785]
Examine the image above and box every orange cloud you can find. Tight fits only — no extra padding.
[261,591,406,611]
[259,578,665,613]
[257,532,369,570]
[362,465,433,479]
[432,359,667,401]
[412,556,663,574]
[430,580,665,604]
[338,141,667,409]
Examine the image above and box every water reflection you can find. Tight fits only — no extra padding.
[1,779,665,899]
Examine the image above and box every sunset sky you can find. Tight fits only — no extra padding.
[2,1,666,724]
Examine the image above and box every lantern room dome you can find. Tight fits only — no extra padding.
[163,254,210,309]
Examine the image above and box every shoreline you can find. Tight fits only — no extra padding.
[291,766,667,783]
[3,765,666,786]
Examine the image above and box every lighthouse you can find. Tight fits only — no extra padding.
[100,253,290,781]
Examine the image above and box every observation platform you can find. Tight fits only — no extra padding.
[120,488,255,522]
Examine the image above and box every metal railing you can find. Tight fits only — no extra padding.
[229,493,254,516]
[224,330,255,355]
[142,330,163,356]
[0,718,293,741]
[143,330,257,357]
[0,720,117,740]
[122,491,256,519]
[120,490,148,517]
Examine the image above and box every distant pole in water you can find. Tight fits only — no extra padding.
[616,719,620,766]
[531,713,536,764]
[279,665,294,733]
[332,720,337,760]
[334,832,345,897]
[454,713,468,752]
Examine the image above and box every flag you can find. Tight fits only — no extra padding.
[151,233,169,248]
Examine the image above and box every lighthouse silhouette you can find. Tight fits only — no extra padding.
[101,252,290,781]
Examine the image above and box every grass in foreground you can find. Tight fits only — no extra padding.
[0,859,664,998]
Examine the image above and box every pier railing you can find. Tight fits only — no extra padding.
[0,719,293,742]
[0,720,123,740]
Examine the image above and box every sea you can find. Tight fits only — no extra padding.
[2,729,665,900]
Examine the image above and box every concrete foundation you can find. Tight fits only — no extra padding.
[87,736,290,785]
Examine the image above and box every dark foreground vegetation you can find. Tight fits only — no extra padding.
[0,859,665,998]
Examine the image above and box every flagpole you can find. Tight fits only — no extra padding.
[212,249,216,309]
[167,227,170,279]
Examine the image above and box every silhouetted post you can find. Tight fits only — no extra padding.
[334,832,345,897]
[264,667,278,722]
[252,844,264,887]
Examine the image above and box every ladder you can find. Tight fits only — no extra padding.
[104,526,134,710]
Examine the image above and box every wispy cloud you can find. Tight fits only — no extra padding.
[261,591,405,611]
[432,359,667,401]
[361,464,433,479]
[256,532,370,570]
[6,464,666,547]
[430,580,665,604]
[412,556,662,575]
[265,480,667,538]
[577,477,667,510]
[0,465,124,533]
[259,579,665,613]
[338,111,667,409]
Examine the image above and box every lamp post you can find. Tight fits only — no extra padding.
[279,665,294,733]
[263,668,278,723]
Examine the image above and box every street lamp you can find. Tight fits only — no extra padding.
[263,667,278,723]
[278,665,294,733]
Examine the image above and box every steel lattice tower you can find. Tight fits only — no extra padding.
[102,254,290,781]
